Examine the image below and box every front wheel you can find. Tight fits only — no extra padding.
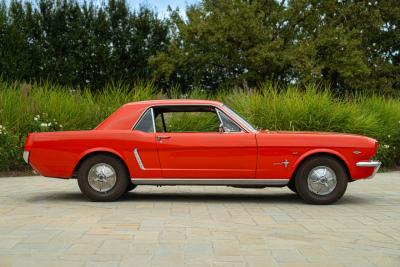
[78,154,129,202]
[295,156,348,205]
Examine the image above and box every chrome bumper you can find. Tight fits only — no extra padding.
[356,160,381,179]
[23,150,30,164]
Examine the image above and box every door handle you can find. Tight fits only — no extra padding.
[156,135,171,141]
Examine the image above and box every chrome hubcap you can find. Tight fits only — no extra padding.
[88,163,117,192]
[307,166,337,196]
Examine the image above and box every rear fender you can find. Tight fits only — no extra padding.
[73,147,131,177]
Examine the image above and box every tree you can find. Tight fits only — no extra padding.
[152,0,400,93]
[151,0,289,91]
[284,0,371,92]
[0,0,398,93]
[0,0,170,89]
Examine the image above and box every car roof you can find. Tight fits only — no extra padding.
[124,99,223,107]
[96,99,224,131]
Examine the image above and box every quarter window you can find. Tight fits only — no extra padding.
[134,108,155,133]
[155,109,220,133]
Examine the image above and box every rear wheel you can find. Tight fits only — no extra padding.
[78,154,129,202]
[295,156,348,205]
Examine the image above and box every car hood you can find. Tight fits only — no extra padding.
[256,130,378,150]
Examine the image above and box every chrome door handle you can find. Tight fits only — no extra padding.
[156,136,171,141]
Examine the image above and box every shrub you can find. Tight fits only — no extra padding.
[0,80,399,172]
[0,125,23,171]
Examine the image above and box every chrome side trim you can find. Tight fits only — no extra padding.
[131,178,289,186]
[23,150,30,164]
[356,160,381,179]
[133,148,145,170]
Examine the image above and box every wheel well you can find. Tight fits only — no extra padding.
[72,151,131,178]
[289,152,352,186]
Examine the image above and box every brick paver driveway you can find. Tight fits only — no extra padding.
[0,172,399,267]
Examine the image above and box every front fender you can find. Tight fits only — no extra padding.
[289,148,351,180]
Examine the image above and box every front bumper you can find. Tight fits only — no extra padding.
[356,160,381,179]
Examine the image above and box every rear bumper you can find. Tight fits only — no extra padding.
[356,160,381,179]
[23,150,30,164]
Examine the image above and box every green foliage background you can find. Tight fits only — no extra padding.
[0,0,399,93]
[0,0,399,171]
[0,0,170,89]
[0,81,399,171]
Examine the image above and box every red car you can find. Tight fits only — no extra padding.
[23,100,381,204]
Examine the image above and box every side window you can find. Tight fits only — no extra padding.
[217,110,242,132]
[134,109,154,133]
[155,111,220,132]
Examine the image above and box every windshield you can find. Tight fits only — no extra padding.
[222,105,257,132]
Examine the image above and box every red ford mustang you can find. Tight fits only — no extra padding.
[23,99,381,204]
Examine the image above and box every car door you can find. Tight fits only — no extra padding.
[131,108,162,178]
[154,105,257,178]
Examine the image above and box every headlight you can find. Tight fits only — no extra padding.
[23,151,30,164]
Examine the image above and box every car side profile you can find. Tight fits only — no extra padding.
[23,99,381,204]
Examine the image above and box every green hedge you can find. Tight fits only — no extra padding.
[1,81,399,172]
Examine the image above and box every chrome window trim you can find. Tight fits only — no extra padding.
[217,106,252,133]
[221,105,258,133]
[150,108,156,133]
[132,104,251,133]
[133,148,146,170]
[131,178,289,186]
[216,108,223,124]
[215,109,244,133]
[356,160,381,179]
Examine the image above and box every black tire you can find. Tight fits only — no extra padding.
[295,156,348,205]
[287,182,297,193]
[78,154,129,202]
[126,183,137,193]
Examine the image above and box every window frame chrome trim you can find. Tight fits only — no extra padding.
[221,105,258,133]
[150,108,156,133]
[132,104,251,133]
[215,109,244,133]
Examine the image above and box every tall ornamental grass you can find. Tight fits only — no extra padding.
[0,81,399,171]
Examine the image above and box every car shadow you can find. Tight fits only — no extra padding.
[24,190,371,205]
[121,191,301,204]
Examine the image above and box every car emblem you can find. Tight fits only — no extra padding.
[274,159,290,168]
